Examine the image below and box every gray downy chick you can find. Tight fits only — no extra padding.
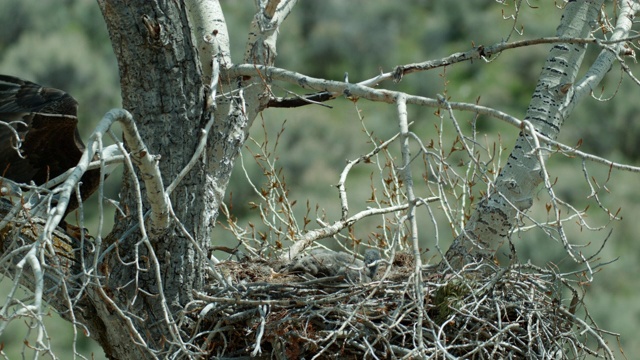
[288,248,381,283]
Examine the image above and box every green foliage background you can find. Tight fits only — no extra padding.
[1,0,639,358]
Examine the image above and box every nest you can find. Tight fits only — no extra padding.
[181,253,615,359]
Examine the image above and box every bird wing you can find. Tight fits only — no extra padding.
[0,75,82,185]
[0,75,78,116]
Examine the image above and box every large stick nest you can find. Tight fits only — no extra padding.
[182,252,614,359]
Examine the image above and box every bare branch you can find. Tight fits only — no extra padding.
[337,132,401,220]
[41,109,168,244]
[284,198,437,261]
[396,93,426,352]
[250,33,640,109]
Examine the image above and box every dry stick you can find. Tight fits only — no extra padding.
[263,34,638,109]
[42,109,168,246]
[396,93,426,354]
[2,110,161,358]
[0,182,28,230]
[98,119,169,356]
[356,35,638,88]
[522,120,590,271]
[91,134,140,275]
[35,109,178,355]
[0,120,26,154]
[91,134,110,276]
[284,198,437,261]
[337,132,401,220]
[233,63,640,175]
[5,153,125,205]
[556,307,615,359]
[121,146,186,355]
[116,110,170,236]
[70,111,180,353]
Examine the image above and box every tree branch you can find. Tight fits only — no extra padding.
[441,0,610,271]
[258,33,638,109]
[284,197,437,261]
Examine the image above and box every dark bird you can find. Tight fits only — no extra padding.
[0,75,115,222]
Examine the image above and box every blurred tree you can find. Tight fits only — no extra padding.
[1,0,640,359]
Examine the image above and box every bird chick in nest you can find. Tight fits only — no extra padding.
[286,248,381,283]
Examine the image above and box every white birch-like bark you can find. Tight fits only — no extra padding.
[441,0,607,271]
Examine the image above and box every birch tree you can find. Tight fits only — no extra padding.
[1,0,639,358]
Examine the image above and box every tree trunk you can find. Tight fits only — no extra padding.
[441,0,604,271]
[88,1,206,356]
[86,0,292,357]
[83,1,219,357]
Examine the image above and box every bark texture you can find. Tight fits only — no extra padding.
[442,0,604,271]
[96,1,200,356]
[82,1,217,357]
[91,1,292,357]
